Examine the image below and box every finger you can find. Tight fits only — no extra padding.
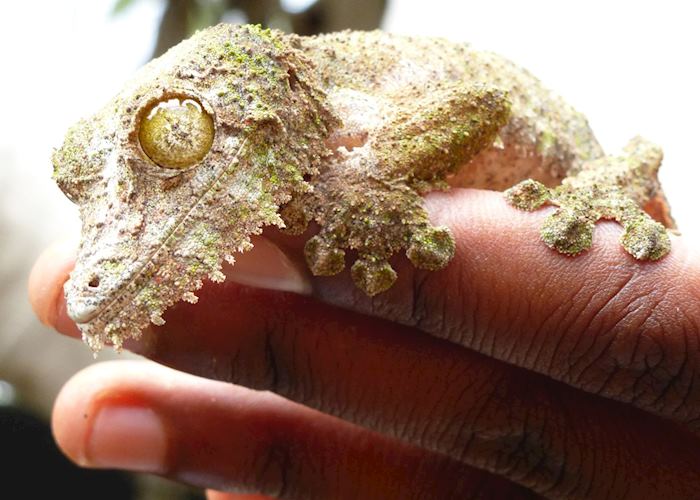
[207,492,273,500]
[53,360,533,500]
[28,238,81,337]
[271,188,700,431]
[40,251,700,498]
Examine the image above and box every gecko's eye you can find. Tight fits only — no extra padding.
[138,97,214,169]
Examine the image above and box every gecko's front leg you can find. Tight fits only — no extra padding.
[282,83,511,295]
[505,137,673,260]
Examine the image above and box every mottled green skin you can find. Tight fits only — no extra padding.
[52,25,673,350]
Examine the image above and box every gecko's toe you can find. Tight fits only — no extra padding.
[351,258,397,296]
[621,216,671,260]
[504,179,551,211]
[540,208,594,256]
[305,235,346,276]
[279,197,311,235]
[406,226,455,270]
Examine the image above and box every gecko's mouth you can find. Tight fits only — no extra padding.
[66,252,156,325]
[66,139,250,333]
[65,233,181,327]
[70,296,102,324]
[65,214,222,349]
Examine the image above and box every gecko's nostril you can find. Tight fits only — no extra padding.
[88,276,101,288]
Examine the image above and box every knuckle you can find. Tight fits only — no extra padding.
[337,255,477,346]
[403,260,477,345]
[457,411,573,495]
[217,320,340,417]
[194,322,297,395]
[251,438,293,498]
[428,368,601,498]
[563,270,700,421]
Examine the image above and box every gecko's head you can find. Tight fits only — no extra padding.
[52,24,337,350]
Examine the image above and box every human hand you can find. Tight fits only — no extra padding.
[30,189,700,499]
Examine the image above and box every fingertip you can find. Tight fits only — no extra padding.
[52,362,106,466]
[28,238,79,333]
[52,360,172,472]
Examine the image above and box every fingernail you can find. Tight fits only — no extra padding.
[87,405,167,472]
[227,236,312,295]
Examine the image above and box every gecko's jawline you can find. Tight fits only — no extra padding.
[68,141,251,327]
[70,302,100,324]
[67,252,159,326]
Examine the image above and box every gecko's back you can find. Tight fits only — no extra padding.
[301,30,603,188]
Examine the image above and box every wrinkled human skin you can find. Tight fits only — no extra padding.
[53,24,673,350]
[30,190,700,499]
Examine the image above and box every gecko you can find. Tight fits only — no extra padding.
[52,24,675,351]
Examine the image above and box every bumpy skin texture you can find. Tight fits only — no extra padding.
[52,24,674,350]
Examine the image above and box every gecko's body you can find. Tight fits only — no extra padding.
[53,25,673,350]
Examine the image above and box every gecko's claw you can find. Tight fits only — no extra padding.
[505,178,596,256]
[540,208,594,256]
[504,179,551,211]
[351,258,397,296]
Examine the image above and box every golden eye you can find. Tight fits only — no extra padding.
[138,97,214,169]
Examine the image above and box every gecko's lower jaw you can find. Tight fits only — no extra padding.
[64,267,133,326]
[66,293,101,324]
[68,305,99,325]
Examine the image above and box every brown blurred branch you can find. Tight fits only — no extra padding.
[114,0,386,59]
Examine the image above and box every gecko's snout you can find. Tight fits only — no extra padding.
[64,252,134,325]
[65,276,103,324]
[68,299,100,324]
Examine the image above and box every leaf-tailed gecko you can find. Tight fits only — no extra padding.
[52,24,674,351]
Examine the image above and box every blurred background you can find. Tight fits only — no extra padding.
[0,0,698,497]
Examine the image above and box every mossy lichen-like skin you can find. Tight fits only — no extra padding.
[505,138,672,259]
[52,25,674,350]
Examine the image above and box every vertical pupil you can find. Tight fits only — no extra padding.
[138,97,214,169]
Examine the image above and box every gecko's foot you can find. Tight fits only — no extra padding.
[504,138,672,261]
[304,222,455,296]
[505,178,595,255]
[504,179,551,211]
[619,215,670,260]
[300,185,456,296]
[540,208,594,256]
[347,227,454,295]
